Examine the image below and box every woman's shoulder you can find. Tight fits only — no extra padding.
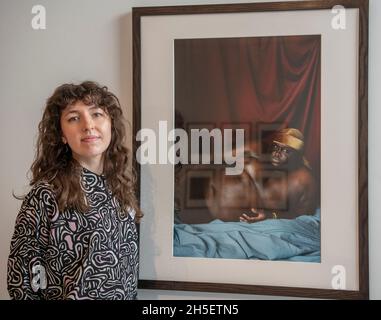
[21,181,57,211]
[14,181,59,227]
[26,180,55,198]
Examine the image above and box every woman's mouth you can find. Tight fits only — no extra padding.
[82,136,100,143]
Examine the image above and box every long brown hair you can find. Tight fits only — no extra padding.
[25,81,142,222]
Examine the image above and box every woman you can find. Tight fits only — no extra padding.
[7,81,142,300]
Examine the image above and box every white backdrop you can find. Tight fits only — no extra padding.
[0,0,379,299]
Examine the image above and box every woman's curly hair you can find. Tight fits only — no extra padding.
[27,81,142,222]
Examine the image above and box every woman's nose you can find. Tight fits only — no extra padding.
[82,115,94,131]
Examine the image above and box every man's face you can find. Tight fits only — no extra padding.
[271,142,295,167]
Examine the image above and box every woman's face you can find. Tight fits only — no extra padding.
[60,101,112,167]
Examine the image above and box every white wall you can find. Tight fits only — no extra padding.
[0,0,379,300]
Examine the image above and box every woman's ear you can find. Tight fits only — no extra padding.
[62,137,67,144]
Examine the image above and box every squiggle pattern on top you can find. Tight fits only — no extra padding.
[7,168,138,300]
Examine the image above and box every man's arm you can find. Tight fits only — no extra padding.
[287,168,317,216]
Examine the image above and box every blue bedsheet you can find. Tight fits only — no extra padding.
[173,210,320,262]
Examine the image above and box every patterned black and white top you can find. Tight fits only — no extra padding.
[7,168,139,300]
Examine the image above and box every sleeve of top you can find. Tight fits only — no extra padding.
[7,183,57,300]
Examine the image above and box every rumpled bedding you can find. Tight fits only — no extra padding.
[173,210,320,262]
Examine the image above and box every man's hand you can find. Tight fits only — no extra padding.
[239,208,267,223]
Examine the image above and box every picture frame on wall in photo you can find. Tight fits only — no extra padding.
[133,0,368,299]
[184,168,214,209]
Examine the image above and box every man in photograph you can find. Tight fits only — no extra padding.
[240,128,318,223]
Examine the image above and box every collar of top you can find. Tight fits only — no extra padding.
[81,167,106,191]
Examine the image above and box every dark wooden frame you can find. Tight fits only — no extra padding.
[133,0,369,300]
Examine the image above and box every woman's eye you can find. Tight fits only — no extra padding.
[68,116,79,122]
[93,112,103,117]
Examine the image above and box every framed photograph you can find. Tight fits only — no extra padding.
[184,168,214,209]
[133,0,368,299]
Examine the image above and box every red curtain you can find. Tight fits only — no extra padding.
[175,35,321,179]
